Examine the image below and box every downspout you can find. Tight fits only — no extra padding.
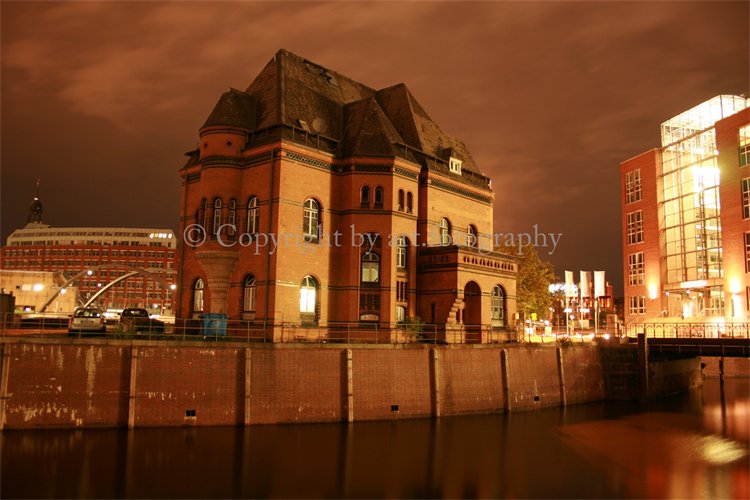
[263,150,276,333]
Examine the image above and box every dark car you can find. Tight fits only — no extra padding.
[118,308,165,335]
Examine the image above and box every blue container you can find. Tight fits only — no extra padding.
[201,313,228,337]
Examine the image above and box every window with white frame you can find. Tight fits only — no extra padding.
[303,199,320,243]
[740,125,750,167]
[628,295,646,315]
[213,198,222,235]
[439,218,451,246]
[745,232,750,273]
[192,278,204,313]
[625,169,642,204]
[396,236,407,269]
[396,305,406,323]
[243,275,256,312]
[247,197,259,234]
[742,178,750,219]
[361,252,380,283]
[228,199,237,235]
[628,252,644,286]
[300,275,318,316]
[449,157,462,174]
[627,210,643,244]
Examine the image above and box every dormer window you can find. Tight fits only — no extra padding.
[449,157,462,175]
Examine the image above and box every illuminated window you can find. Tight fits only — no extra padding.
[212,198,222,235]
[398,189,404,211]
[742,178,750,219]
[491,286,505,325]
[745,233,750,273]
[628,252,644,286]
[303,199,320,243]
[439,218,451,246]
[243,275,256,312]
[300,275,318,318]
[627,210,643,244]
[192,278,204,313]
[374,187,384,208]
[396,305,406,323]
[360,186,370,208]
[740,125,750,167]
[361,252,380,283]
[228,199,237,235]
[625,169,641,204]
[449,157,462,174]
[467,225,478,247]
[396,236,408,269]
[246,197,259,234]
[406,192,413,213]
[628,296,645,315]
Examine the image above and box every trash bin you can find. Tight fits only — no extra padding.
[201,313,228,338]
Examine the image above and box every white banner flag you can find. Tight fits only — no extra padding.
[594,271,606,298]
[580,271,591,298]
[565,271,576,298]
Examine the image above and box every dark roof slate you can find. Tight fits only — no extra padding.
[202,88,257,129]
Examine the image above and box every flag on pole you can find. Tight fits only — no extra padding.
[594,271,606,298]
[580,271,591,298]
[565,271,575,298]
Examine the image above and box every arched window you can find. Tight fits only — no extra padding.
[398,190,405,211]
[396,305,406,323]
[202,199,210,231]
[467,224,478,247]
[361,186,370,208]
[213,198,222,235]
[303,199,320,243]
[491,285,506,326]
[439,218,451,246]
[228,199,237,235]
[247,197,259,235]
[361,252,380,283]
[243,275,256,312]
[374,187,384,208]
[300,275,319,319]
[396,236,408,269]
[406,192,413,213]
[193,278,204,313]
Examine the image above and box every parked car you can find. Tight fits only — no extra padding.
[118,308,165,335]
[68,307,106,334]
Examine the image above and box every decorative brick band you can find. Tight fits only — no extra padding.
[429,179,492,204]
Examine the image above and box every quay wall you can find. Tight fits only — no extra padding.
[0,338,693,430]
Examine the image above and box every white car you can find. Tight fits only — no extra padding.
[68,307,106,334]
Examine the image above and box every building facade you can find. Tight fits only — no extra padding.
[177,49,517,342]
[0,270,78,313]
[620,95,750,324]
[1,196,177,313]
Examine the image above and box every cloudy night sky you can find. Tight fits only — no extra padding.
[1,1,748,293]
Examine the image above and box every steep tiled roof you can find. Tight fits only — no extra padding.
[203,49,490,188]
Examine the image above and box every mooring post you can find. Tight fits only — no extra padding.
[0,343,11,430]
[127,346,139,429]
[556,347,567,407]
[431,348,441,418]
[719,356,725,385]
[637,333,649,402]
[244,348,252,426]
[346,349,354,423]
[501,349,511,412]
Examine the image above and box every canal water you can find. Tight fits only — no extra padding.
[1,379,748,499]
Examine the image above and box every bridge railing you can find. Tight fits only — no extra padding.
[625,322,750,339]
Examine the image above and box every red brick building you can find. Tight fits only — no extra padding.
[177,49,517,342]
[620,95,750,325]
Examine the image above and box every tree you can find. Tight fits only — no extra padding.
[515,245,556,319]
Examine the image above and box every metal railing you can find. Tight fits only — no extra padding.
[625,322,750,339]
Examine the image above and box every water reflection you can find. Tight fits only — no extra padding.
[2,379,748,499]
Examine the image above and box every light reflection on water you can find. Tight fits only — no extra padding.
[1,379,748,499]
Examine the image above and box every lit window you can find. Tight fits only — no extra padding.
[247,197,260,234]
[628,295,646,315]
[192,278,204,313]
[396,305,406,323]
[398,190,404,211]
[406,192,413,213]
[449,157,462,174]
[627,210,643,244]
[742,178,750,219]
[361,252,380,283]
[740,125,750,167]
[745,233,750,273]
[300,275,318,316]
[467,225,478,247]
[491,286,505,324]
[243,275,256,312]
[374,187,384,208]
[228,199,237,235]
[213,198,222,235]
[361,186,370,208]
[439,218,451,246]
[303,199,320,243]
[625,169,642,204]
[628,252,644,286]
[397,236,408,269]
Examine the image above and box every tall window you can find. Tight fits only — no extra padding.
[192,278,204,313]
[467,225,478,247]
[202,199,210,231]
[247,197,259,235]
[406,192,413,213]
[627,210,643,244]
[396,305,406,323]
[628,252,645,286]
[213,198,222,235]
[742,178,750,219]
[360,186,370,208]
[439,218,451,246]
[361,252,380,283]
[374,187,384,208]
[745,233,750,273]
[491,286,505,325]
[398,190,405,211]
[625,169,642,204]
[300,275,318,318]
[243,275,256,312]
[396,236,408,269]
[740,125,750,167]
[228,199,237,235]
[303,199,320,243]
[628,296,646,315]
